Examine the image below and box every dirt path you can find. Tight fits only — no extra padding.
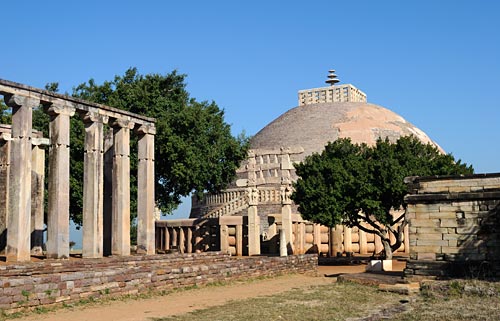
[15,273,334,321]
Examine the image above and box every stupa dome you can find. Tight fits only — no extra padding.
[250,101,441,160]
[190,69,442,220]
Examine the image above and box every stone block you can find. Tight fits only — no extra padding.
[439,205,459,212]
[410,219,440,227]
[415,203,440,211]
[416,239,448,246]
[416,227,449,234]
[417,252,436,260]
[413,245,442,253]
[440,219,458,228]
[417,233,443,240]
[430,211,455,219]
[443,234,459,240]
[448,186,471,193]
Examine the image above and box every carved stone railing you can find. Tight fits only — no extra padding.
[193,187,284,219]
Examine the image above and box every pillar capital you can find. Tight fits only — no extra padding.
[136,124,156,135]
[45,103,76,117]
[3,94,39,109]
[83,111,109,124]
[111,118,135,129]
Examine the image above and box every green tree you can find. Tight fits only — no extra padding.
[291,136,473,259]
[0,101,11,124]
[54,68,249,226]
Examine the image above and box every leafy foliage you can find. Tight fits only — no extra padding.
[59,68,249,225]
[292,136,473,258]
[0,101,11,124]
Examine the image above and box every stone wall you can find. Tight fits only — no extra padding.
[0,252,317,314]
[404,173,500,278]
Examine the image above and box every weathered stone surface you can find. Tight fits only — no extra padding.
[0,127,10,254]
[82,113,107,258]
[406,173,500,279]
[136,126,156,255]
[247,205,260,255]
[0,252,317,314]
[46,104,75,259]
[31,143,46,255]
[111,119,134,256]
[5,95,39,262]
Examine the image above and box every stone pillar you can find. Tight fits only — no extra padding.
[236,223,243,256]
[220,224,229,254]
[313,224,322,254]
[103,131,113,256]
[186,227,193,253]
[31,137,48,255]
[279,229,287,257]
[82,112,108,258]
[5,95,38,262]
[358,225,368,255]
[46,103,75,259]
[404,224,410,254]
[247,187,260,256]
[280,184,293,254]
[0,130,11,254]
[136,125,155,255]
[111,119,134,256]
[343,225,352,254]
[332,225,343,256]
[179,227,185,253]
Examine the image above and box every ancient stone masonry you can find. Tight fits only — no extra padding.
[404,173,500,278]
[0,252,317,314]
[0,79,156,262]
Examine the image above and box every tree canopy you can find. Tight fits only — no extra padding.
[32,68,249,227]
[291,136,473,259]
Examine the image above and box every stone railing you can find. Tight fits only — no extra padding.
[155,212,408,257]
[0,79,156,261]
[192,187,285,219]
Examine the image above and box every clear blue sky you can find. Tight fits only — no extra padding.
[2,1,499,225]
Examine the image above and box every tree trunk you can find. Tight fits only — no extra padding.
[382,237,393,260]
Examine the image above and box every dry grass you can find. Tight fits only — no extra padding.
[153,281,403,321]
[393,280,500,321]
[153,280,500,321]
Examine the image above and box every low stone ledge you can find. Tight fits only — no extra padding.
[404,259,500,279]
[405,190,500,204]
[0,253,317,314]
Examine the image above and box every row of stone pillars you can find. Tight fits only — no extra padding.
[0,79,156,262]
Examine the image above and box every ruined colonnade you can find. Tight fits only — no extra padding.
[0,79,156,262]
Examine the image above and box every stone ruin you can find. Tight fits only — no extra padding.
[404,173,500,278]
[0,79,156,262]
